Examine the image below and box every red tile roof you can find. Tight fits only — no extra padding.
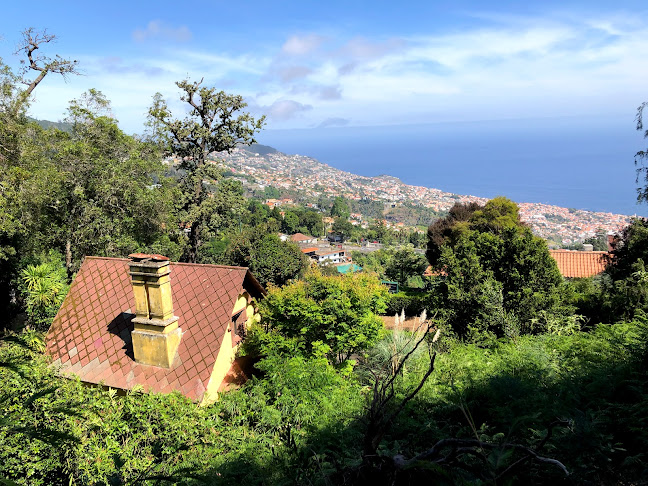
[301,247,318,253]
[46,257,263,402]
[549,250,608,278]
[423,250,609,279]
[291,233,315,242]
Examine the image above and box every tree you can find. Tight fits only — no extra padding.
[368,219,394,244]
[259,271,388,363]
[384,247,428,287]
[245,199,269,227]
[330,196,350,219]
[635,101,648,202]
[0,29,81,322]
[223,229,309,287]
[583,228,608,251]
[148,79,265,262]
[298,210,324,237]
[281,210,299,234]
[428,197,569,339]
[47,90,181,273]
[1,28,81,253]
[332,217,354,242]
[14,29,79,108]
[426,201,481,265]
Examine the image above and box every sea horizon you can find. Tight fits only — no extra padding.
[257,115,648,217]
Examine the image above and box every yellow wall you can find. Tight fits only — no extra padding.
[232,292,250,314]
[201,323,235,405]
[200,291,260,405]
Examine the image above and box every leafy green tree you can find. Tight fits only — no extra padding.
[606,218,648,281]
[384,247,428,287]
[148,79,265,262]
[426,201,481,265]
[429,197,570,339]
[1,29,81,317]
[332,217,354,242]
[583,228,608,251]
[330,196,350,219]
[598,218,648,319]
[408,230,426,249]
[281,210,299,234]
[367,219,394,244]
[245,199,269,227]
[299,210,324,237]
[259,271,388,363]
[224,229,309,287]
[263,185,281,199]
[46,90,181,273]
[351,249,392,277]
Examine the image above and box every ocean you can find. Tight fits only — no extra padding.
[257,115,648,217]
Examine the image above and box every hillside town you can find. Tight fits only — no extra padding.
[211,145,632,245]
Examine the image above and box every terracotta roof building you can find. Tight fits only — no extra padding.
[290,233,317,244]
[548,250,608,278]
[422,250,609,279]
[46,255,264,404]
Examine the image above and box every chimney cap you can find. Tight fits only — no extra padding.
[129,253,170,262]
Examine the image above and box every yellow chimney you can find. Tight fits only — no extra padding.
[128,254,181,368]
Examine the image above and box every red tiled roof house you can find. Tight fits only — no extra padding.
[46,254,265,405]
[290,233,318,245]
[548,250,608,278]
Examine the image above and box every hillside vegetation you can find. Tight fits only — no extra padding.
[3,28,648,485]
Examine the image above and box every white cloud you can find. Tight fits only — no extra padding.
[133,20,192,43]
[21,10,648,132]
[262,99,313,121]
[281,34,326,56]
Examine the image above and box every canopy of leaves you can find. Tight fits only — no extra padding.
[428,197,569,339]
[221,228,309,287]
[147,79,265,262]
[259,271,388,363]
[330,196,350,219]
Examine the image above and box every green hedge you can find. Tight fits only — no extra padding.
[386,291,428,316]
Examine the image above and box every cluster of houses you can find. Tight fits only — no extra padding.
[281,232,355,270]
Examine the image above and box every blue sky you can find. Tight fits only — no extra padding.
[1,1,647,134]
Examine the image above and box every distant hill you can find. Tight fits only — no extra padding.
[27,117,72,132]
[244,143,278,156]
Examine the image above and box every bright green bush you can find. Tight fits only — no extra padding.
[259,270,388,363]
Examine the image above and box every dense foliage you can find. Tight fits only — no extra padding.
[221,228,310,287]
[3,313,648,484]
[427,197,571,340]
[147,80,265,263]
[258,271,388,363]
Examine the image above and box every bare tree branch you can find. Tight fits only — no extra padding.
[13,28,80,104]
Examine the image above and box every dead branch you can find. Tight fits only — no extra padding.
[393,424,570,478]
[15,28,80,101]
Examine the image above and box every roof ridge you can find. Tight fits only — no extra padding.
[549,250,609,254]
[82,256,249,271]
[84,256,130,262]
[171,261,250,271]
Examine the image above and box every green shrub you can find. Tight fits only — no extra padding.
[386,291,428,316]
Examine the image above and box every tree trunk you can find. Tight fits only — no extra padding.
[187,224,200,263]
[65,239,73,279]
